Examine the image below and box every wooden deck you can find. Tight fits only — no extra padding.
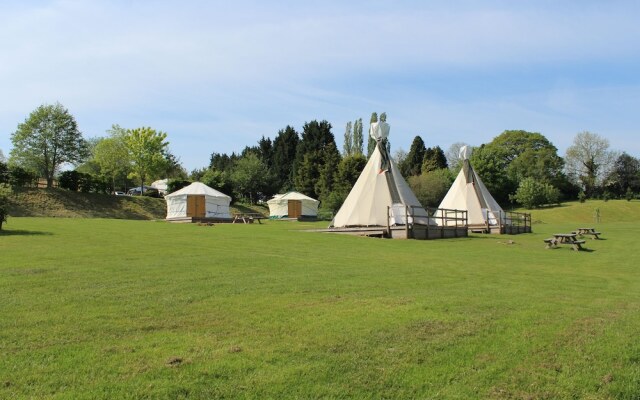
[319,224,468,240]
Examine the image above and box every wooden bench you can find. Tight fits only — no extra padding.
[232,213,266,224]
[543,238,558,249]
[566,239,586,251]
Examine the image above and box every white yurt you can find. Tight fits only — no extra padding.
[267,192,319,219]
[165,182,232,220]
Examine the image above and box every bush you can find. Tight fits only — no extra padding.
[9,165,36,187]
[0,183,12,230]
[625,187,634,201]
[408,169,453,208]
[578,191,587,203]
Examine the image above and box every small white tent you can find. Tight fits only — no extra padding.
[435,146,504,226]
[330,119,430,228]
[151,179,169,196]
[267,192,319,219]
[165,182,232,220]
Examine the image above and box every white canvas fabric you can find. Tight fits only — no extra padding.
[267,191,319,218]
[331,146,431,227]
[436,154,504,226]
[165,182,232,219]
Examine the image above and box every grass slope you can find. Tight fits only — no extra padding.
[7,188,269,221]
[1,202,639,398]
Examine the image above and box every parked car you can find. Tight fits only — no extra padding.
[114,191,126,196]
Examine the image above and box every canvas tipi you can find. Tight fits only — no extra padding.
[330,117,430,228]
[435,146,504,227]
[165,182,232,220]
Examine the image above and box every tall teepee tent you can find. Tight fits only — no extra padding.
[435,146,503,226]
[165,182,232,220]
[330,117,430,228]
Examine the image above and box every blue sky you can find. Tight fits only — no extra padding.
[2,0,639,171]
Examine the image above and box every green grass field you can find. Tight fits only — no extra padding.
[1,200,639,399]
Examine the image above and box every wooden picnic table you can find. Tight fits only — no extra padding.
[544,233,586,251]
[232,213,266,224]
[574,227,601,239]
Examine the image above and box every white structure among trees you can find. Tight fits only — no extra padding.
[267,191,319,219]
[165,182,231,220]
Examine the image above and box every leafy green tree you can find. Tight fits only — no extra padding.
[407,169,453,208]
[231,153,273,203]
[124,127,169,192]
[470,130,565,204]
[92,126,131,191]
[511,177,560,208]
[0,160,8,184]
[400,136,426,177]
[10,103,89,187]
[8,165,36,187]
[604,152,640,197]
[565,131,616,197]
[201,168,233,196]
[272,126,300,191]
[0,183,12,230]
[511,177,544,209]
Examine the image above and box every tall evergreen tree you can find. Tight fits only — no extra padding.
[343,121,353,156]
[315,142,342,203]
[422,146,448,173]
[294,120,339,198]
[352,118,364,156]
[400,136,426,177]
[272,125,299,191]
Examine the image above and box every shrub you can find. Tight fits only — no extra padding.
[0,183,12,230]
[625,187,634,201]
[578,191,587,203]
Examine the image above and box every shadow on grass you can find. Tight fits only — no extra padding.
[0,229,53,236]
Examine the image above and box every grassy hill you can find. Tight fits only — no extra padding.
[7,188,269,220]
[522,199,640,225]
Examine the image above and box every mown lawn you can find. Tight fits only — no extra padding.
[1,203,639,399]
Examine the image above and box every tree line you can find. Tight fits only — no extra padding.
[3,103,639,219]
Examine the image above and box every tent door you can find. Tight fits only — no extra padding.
[187,195,206,218]
[288,200,302,218]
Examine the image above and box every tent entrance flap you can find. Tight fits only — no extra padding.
[288,200,302,218]
[187,195,206,218]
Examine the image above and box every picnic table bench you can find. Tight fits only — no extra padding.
[232,213,266,224]
[544,233,587,251]
[572,227,602,239]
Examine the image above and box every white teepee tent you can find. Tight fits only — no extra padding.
[435,146,503,226]
[330,120,430,228]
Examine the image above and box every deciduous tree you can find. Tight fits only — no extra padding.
[10,103,89,187]
[124,127,169,192]
[565,131,617,197]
